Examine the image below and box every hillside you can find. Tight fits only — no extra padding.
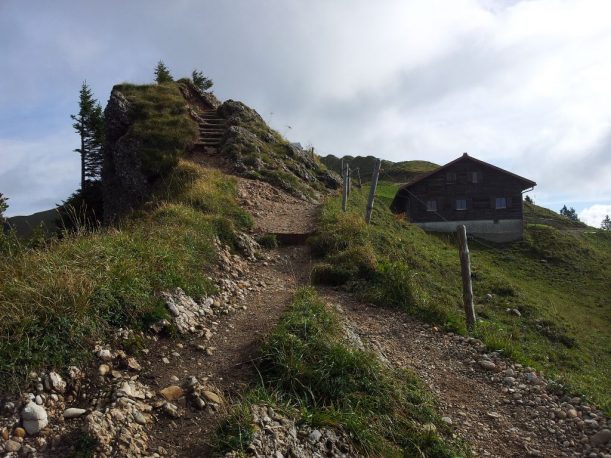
[321,154,438,183]
[311,181,611,412]
[6,208,59,237]
[0,80,609,457]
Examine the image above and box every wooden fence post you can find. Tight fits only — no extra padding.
[342,163,348,212]
[457,225,476,331]
[365,159,381,224]
[356,168,362,188]
[347,166,351,197]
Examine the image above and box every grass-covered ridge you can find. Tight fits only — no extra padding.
[216,288,468,457]
[112,82,198,178]
[0,161,250,389]
[310,183,611,413]
[321,154,438,183]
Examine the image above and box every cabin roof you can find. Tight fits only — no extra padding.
[399,153,536,190]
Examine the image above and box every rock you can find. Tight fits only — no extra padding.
[422,423,437,434]
[309,430,322,443]
[192,397,206,410]
[64,408,88,419]
[590,429,611,446]
[98,349,113,361]
[133,410,147,425]
[162,402,180,418]
[567,409,578,418]
[13,427,26,438]
[5,439,22,452]
[479,360,497,371]
[185,376,199,389]
[1,428,9,440]
[48,371,66,393]
[510,308,522,317]
[21,402,48,435]
[525,372,539,384]
[99,364,111,376]
[126,357,142,371]
[202,390,222,404]
[160,386,185,401]
[441,416,453,425]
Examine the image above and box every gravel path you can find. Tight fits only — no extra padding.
[320,289,611,458]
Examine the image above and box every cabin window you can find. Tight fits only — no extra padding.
[470,171,479,183]
[426,200,437,212]
[456,199,467,211]
[446,172,456,184]
[495,197,507,209]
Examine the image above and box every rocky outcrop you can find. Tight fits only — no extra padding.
[216,100,341,200]
[102,89,151,224]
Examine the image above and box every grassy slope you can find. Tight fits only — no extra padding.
[216,288,469,457]
[321,154,438,182]
[311,182,611,413]
[113,82,199,178]
[0,161,251,388]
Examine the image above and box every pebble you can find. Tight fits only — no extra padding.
[202,390,222,404]
[479,360,496,371]
[64,408,88,419]
[13,427,26,438]
[5,439,22,452]
[591,429,611,446]
[133,410,147,425]
[160,386,184,401]
[309,430,322,443]
[441,416,453,425]
[99,364,111,376]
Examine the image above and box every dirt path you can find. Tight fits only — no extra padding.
[144,246,311,457]
[237,178,319,236]
[320,289,609,458]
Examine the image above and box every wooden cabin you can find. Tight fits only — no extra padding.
[390,153,536,242]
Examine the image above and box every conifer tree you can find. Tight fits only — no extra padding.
[154,61,173,83]
[192,69,213,91]
[559,205,580,222]
[601,215,611,231]
[71,82,104,189]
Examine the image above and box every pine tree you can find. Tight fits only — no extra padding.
[559,205,580,222]
[524,195,534,204]
[71,82,104,190]
[601,215,611,231]
[192,69,213,91]
[154,61,173,83]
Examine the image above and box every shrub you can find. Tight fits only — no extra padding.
[256,233,278,249]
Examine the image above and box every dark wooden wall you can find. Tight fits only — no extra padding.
[393,158,529,223]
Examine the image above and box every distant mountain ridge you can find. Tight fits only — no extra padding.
[6,208,59,237]
[320,154,438,183]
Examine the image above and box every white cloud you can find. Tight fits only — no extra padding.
[580,204,611,228]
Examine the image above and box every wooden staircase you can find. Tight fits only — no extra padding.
[194,109,226,150]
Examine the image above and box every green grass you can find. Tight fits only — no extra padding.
[321,155,438,183]
[0,161,250,389]
[113,82,198,179]
[310,187,611,413]
[218,101,334,200]
[216,288,469,457]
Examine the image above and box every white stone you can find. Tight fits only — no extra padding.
[21,402,48,435]
[64,408,87,419]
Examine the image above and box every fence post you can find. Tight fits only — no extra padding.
[365,159,381,224]
[342,163,348,212]
[457,225,476,331]
[356,168,362,188]
[347,166,351,197]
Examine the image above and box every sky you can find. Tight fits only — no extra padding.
[1,0,610,227]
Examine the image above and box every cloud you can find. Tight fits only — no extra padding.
[579,204,611,228]
[0,129,79,216]
[1,0,611,215]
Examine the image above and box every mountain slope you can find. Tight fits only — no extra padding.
[321,154,438,183]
